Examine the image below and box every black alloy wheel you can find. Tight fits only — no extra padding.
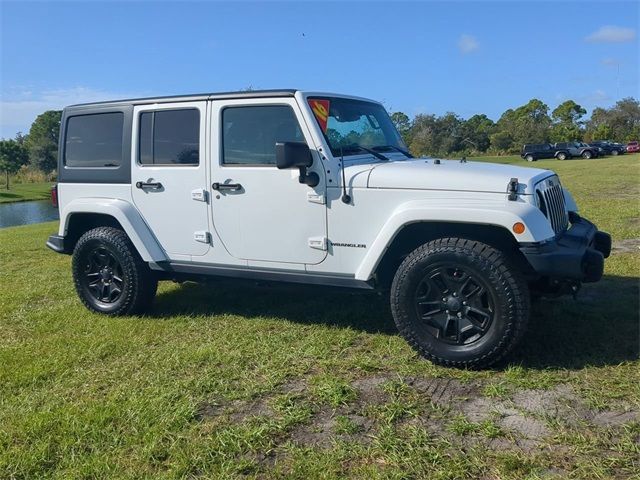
[414,263,496,346]
[80,246,125,305]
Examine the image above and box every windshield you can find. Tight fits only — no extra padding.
[307,97,407,157]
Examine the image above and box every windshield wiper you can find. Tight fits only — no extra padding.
[373,145,413,158]
[346,144,389,161]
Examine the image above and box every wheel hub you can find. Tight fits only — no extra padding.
[100,268,113,282]
[445,295,462,312]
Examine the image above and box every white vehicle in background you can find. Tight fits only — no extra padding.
[47,89,611,368]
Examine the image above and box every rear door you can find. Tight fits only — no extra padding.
[131,102,210,259]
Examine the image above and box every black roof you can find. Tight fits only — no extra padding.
[68,89,298,109]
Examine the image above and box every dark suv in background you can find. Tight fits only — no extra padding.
[553,142,598,160]
[521,143,556,161]
[589,141,625,156]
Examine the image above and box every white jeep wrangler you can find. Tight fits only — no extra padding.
[47,90,611,368]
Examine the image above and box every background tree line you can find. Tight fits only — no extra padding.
[0,110,61,188]
[1,97,639,188]
[391,97,640,157]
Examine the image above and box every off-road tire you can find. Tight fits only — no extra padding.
[525,154,535,162]
[556,152,568,160]
[72,227,158,315]
[390,238,530,369]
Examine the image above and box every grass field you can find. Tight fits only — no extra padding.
[1,155,639,479]
[0,182,53,204]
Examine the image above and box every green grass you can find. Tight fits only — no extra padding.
[1,154,639,478]
[0,182,53,204]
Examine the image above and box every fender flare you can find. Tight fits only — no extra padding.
[58,198,167,263]
[354,200,554,281]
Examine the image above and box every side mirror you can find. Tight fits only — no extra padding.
[276,141,312,169]
[275,141,319,187]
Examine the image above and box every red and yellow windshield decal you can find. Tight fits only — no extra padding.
[308,99,330,132]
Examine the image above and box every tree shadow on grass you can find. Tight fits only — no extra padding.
[152,274,639,370]
[0,191,21,199]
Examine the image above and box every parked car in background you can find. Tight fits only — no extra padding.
[520,143,556,162]
[553,142,599,160]
[589,141,625,156]
[626,141,639,153]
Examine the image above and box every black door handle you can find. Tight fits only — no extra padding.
[212,182,242,191]
[136,181,163,190]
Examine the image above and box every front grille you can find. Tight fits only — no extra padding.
[536,176,568,235]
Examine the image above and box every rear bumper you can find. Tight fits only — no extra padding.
[520,214,611,283]
[46,234,66,253]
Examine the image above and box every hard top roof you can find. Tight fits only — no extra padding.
[67,89,299,109]
[65,89,380,110]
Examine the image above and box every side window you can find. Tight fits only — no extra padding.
[222,105,304,165]
[64,112,124,167]
[139,109,200,165]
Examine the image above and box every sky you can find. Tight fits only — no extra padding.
[1,0,638,139]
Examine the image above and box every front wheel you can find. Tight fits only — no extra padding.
[390,238,530,368]
[556,152,568,160]
[611,149,619,156]
[582,150,593,159]
[72,227,158,315]
[525,154,535,162]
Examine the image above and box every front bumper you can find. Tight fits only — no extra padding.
[520,214,611,283]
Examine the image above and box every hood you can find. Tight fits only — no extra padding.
[363,158,554,194]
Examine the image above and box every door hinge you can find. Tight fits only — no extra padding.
[194,231,211,244]
[308,236,327,251]
[191,188,208,202]
[307,192,325,205]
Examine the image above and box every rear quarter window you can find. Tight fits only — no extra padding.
[64,112,124,167]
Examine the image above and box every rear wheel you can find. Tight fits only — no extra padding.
[611,149,619,156]
[525,154,535,162]
[72,227,157,315]
[556,152,568,160]
[390,238,530,368]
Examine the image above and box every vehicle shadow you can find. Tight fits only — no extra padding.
[152,274,639,370]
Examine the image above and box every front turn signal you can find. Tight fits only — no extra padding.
[512,222,526,234]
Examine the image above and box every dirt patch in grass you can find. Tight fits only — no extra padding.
[612,238,640,254]
[288,377,639,453]
[408,376,480,406]
[288,408,376,448]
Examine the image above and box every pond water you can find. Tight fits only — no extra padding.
[0,200,59,228]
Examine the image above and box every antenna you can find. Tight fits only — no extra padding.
[340,146,351,204]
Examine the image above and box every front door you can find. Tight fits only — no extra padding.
[209,99,327,265]
[131,102,210,259]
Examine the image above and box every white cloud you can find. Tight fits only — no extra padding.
[585,25,636,43]
[0,86,145,138]
[458,34,479,54]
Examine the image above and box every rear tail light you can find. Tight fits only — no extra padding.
[51,184,58,208]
